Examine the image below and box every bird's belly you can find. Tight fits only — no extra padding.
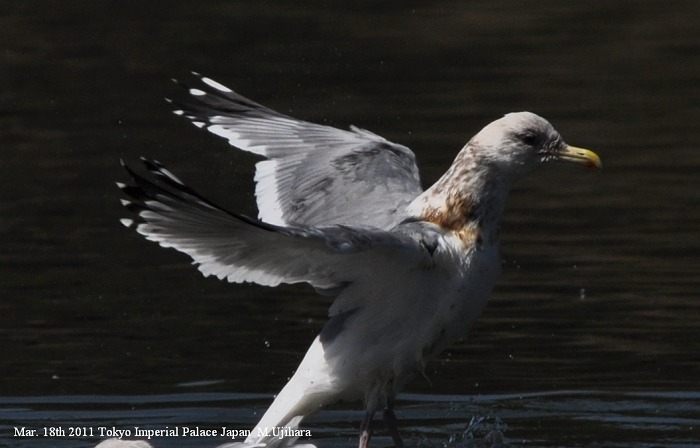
[321,243,501,399]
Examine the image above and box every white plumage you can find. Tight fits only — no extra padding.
[119,74,601,448]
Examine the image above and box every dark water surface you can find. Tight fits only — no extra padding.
[1,1,699,447]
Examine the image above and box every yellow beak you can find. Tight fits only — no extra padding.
[557,145,602,169]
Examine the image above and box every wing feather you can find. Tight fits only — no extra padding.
[168,74,423,229]
[119,159,427,291]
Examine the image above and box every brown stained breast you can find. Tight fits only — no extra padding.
[419,192,482,249]
[416,144,487,249]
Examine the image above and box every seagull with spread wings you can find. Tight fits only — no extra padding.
[119,74,601,448]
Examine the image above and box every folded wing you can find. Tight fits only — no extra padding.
[118,158,427,292]
[168,74,423,229]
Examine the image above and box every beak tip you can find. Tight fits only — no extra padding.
[561,146,602,170]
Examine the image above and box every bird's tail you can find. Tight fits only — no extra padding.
[244,336,337,446]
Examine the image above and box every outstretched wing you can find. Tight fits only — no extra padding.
[168,73,423,229]
[118,158,428,292]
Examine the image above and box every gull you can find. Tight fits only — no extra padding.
[118,74,601,448]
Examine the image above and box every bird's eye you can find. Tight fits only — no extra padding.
[518,132,539,146]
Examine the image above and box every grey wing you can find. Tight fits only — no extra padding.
[118,158,427,291]
[169,73,423,229]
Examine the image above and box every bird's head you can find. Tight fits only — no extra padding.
[408,112,601,238]
[470,111,601,180]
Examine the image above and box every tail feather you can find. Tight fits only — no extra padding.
[245,337,336,445]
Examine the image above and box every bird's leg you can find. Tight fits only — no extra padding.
[383,396,404,448]
[359,407,375,448]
